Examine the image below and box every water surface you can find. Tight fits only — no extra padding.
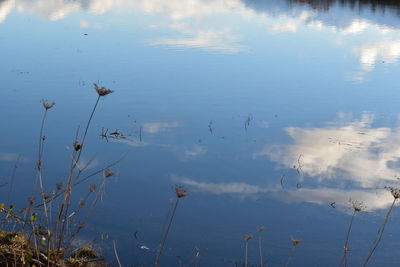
[1,0,400,266]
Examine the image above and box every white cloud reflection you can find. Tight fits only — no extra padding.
[1,1,400,73]
[173,114,400,212]
[177,177,394,211]
[0,153,27,163]
[0,0,14,23]
[149,28,242,53]
[257,114,400,188]
[142,121,180,134]
[355,39,400,71]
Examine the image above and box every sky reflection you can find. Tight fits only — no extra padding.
[1,0,400,79]
[3,1,400,265]
[174,113,400,212]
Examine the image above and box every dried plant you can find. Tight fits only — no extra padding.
[175,186,188,198]
[363,187,399,266]
[0,84,121,265]
[154,186,188,267]
[243,233,253,267]
[285,236,301,267]
[55,83,114,255]
[104,168,115,178]
[257,226,265,267]
[41,99,55,110]
[340,199,366,267]
[94,83,114,96]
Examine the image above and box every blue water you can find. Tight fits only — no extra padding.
[1,0,400,266]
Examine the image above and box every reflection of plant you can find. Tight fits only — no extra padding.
[257,225,265,267]
[154,185,188,267]
[363,186,399,266]
[243,233,253,267]
[340,199,365,267]
[285,236,301,267]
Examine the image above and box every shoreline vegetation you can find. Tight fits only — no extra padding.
[1,83,400,266]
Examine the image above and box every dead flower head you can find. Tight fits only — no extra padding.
[104,168,114,178]
[386,186,400,199]
[257,225,265,233]
[41,99,55,110]
[79,199,86,206]
[94,83,114,97]
[73,141,83,151]
[244,234,253,241]
[350,199,366,212]
[42,192,54,200]
[28,197,35,205]
[291,237,302,246]
[174,185,188,198]
[89,184,96,193]
[55,182,63,191]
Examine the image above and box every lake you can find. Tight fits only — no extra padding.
[1,0,400,266]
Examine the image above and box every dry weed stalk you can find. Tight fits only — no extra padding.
[0,84,118,265]
[257,225,265,267]
[54,83,113,255]
[154,185,188,267]
[340,199,365,267]
[243,233,253,267]
[363,186,399,266]
[284,236,301,267]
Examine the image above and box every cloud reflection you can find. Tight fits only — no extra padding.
[3,0,400,67]
[149,28,242,53]
[173,114,400,211]
[257,114,400,188]
[0,153,27,163]
[142,121,180,134]
[177,177,394,211]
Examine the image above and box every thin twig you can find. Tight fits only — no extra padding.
[363,198,397,266]
[113,240,122,267]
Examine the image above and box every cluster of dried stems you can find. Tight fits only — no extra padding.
[340,186,400,267]
[0,84,118,266]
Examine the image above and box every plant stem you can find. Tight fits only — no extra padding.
[245,240,249,267]
[259,235,263,267]
[154,197,180,267]
[340,209,356,267]
[284,246,296,267]
[363,198,397,266]
[55,95,101,253]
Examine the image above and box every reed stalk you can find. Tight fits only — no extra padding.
[363,187,398,267]
[154,186,187,267]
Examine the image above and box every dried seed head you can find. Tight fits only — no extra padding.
[79,199,86,206]
[244,234,253,241]
[174,185,188,198]
[350,199,366,212]
[28,197,35,205]
[386,186,400,199]
[41,99,55,110]
[73,141,83,151]
[104,168,114,178]
[55,182,63,191]
[257,225,265,233]
[291,237,301,246]
[94,83,114,96]
[89,184,96,193]
[42,192,54,200]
